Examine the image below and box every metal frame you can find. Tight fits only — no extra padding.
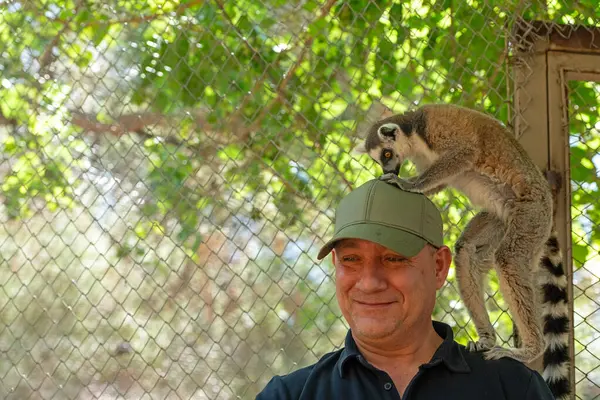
[512,18,600,398]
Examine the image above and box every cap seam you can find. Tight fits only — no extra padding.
[364,182,376,221]
[336,220,433,244]
[420,196,424,234]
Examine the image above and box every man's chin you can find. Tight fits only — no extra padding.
[350,316,400,339]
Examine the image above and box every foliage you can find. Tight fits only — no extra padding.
[1,0,600,398]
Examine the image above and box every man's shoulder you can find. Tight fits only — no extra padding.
[433,321,538,379]
[459,344,537,376]
[255,348,344,400]
[457,344,554,398]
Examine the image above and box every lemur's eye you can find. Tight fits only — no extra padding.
[383,150,392,159]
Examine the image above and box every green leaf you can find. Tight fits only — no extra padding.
[307,17,328,36]
[74,9,91,26]
[572,241,590,269]
[92,24,110,46]
[570,147,595,182]
[389,3,403,26]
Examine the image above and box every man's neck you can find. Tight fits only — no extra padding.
[353,321,444,371]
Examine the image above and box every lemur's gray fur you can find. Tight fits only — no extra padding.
[353,103,570,399]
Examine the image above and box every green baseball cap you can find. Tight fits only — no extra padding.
[317,179,444,260]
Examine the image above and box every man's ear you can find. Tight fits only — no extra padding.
[433,245,452,289]
[352,141,367,155]
[330,249,338,267]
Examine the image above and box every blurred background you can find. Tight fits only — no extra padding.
[1,0,600,399]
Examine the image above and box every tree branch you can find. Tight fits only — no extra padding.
[61,0,341,199]
[40,1,205,80]
[215,0,349,191]
[38,0,81,72]
[0,111,17,127]
[68,109,314,200]
[56,0,205,28]
[213,0,262,61]
[70,111,167,136]
[69,111,225,159]
[39,20,72,72]
[237,0,338,140]
[212,0,280,134]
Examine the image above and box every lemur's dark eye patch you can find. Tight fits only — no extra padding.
[383,150,392,159]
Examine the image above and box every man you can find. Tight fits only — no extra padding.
[256,179,554,399]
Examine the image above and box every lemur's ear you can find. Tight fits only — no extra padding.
[378,123,399,139]
[352,140,367,155]
[380,107,394,119]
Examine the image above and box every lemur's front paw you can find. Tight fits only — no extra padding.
[379,173,417,192]
[466,338,495,353]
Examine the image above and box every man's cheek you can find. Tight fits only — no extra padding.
[392,271,418,288]
[336,268,356,288]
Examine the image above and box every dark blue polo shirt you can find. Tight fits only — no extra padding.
[256,321,554,399]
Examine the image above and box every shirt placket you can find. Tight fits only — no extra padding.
[401,358,443,400]
[357,355,401,400]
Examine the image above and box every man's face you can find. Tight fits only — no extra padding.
[332,239,450,341]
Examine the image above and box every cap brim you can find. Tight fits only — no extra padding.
[316,223,427,260]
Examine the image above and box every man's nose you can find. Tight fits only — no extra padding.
[355,261,387,292]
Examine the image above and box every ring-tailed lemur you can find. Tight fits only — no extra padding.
[353,103,570,400]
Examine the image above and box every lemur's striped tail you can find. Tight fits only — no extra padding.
[539,233,570,399]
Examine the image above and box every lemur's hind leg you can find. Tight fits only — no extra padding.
[512,323,522,348]
[483,204,549,363]
[454,211,506,353]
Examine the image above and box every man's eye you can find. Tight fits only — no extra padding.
[385,256,407,263]
[341,256,359,262]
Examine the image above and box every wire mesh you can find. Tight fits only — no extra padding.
[0,1,599,399]
[568,80,600,400]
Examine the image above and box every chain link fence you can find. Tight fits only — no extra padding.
[568,80,600,399]
[1,1,599,399]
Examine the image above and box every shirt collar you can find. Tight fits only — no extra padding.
[427,321,471,373]
[336,329,362,377]
[336,320,471,378]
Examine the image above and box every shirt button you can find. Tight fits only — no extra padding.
[384,382,392,390]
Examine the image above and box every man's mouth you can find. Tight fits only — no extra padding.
[355,300,395,307]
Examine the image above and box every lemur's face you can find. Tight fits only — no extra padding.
[353,122,405,175]
[373,146,401,175]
